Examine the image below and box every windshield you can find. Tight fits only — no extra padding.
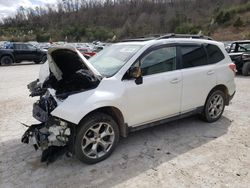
[89,44,142,77]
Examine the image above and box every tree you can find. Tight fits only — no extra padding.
[233,17,243,28]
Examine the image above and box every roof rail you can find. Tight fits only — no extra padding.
[156,33,213,40]
[120,33,213,42]
[120,37,155,42]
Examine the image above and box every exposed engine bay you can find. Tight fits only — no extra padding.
[21,46,101,164]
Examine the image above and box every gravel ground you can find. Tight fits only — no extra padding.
[0,63,249,188]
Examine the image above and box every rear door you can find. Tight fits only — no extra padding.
[180,44,216,113]
[13,44,23,60]
[24,44,38,61]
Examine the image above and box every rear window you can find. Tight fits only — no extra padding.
[205,44,224,64]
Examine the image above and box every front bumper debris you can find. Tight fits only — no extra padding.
[21,123,47,150]
[21,116,72,164]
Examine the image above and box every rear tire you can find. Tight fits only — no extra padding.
[0,56,13,65]
[75,112,119,164]
[242,62,250,76]
[201,90,225,123]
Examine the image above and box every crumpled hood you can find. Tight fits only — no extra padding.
[39,45,101,85]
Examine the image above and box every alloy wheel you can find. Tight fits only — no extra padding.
[81,122,115,159]
[208,94,224,119]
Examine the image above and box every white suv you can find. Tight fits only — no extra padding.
[22,35,236,164]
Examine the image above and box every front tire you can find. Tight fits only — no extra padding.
[0,56,13,65]
[41,55,47,63]
[242,62,250,76]
[201,90,225,123]
[75,112,119,164]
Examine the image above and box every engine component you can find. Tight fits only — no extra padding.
[27,79,46,97]
[48,125,71,146]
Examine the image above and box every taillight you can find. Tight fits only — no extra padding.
[229,63,237,74]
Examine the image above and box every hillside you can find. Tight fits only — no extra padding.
[212,9,250,40]
[0,0,249,42]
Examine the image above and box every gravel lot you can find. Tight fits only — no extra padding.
[0,63,249,188]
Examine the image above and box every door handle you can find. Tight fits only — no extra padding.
[170,78,181,84]
[207,70,215,75]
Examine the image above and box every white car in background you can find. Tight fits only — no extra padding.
[22,34,236,164]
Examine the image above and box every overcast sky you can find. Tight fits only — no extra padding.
[0,0,57,20]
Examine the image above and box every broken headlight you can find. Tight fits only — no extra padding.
[33,92,57,122]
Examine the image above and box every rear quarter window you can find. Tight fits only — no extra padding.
[205,44,225,64]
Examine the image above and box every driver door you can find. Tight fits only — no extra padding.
[14,44,37,61]
[123,45,182,127]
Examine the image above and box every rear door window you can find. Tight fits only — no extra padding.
[180,45,207,68]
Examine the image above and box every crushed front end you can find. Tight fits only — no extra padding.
[21,46,101,164]
[21,86,74,163]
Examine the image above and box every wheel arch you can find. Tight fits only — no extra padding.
[78,106,127,137]
[41,54,47,60]
[0,54,15,62]
[206,84,230,105]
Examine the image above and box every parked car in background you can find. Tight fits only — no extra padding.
[76,46,96,58]
[38,42,52,50]
[227,40,250,76]
[68,43,98,59]
[22,34,236,164]
[0,41,7,49]
[0,42,47,65]
[28,41,40,48]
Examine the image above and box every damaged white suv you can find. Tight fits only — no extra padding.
[22,35,236,164]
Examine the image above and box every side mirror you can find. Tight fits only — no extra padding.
[129,66,143,85]
[129,67,142,78]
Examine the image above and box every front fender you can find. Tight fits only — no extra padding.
[51,89,124,125]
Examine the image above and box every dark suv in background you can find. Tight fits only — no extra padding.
[0,42,47,65]
[227,40,250,76]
